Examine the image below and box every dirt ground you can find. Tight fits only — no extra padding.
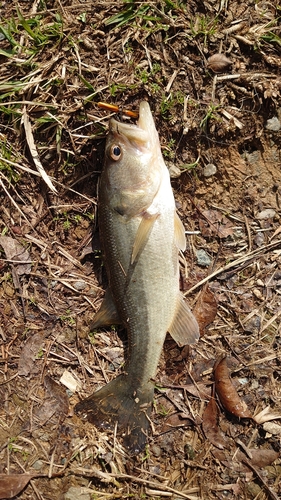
[0,1,281,499]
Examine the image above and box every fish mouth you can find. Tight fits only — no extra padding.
[109,101,157,146]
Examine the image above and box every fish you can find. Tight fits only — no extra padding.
[75,101,199,452]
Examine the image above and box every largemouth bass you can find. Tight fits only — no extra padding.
[75,101,199,452]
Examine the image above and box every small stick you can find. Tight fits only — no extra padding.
[97,102,138,118]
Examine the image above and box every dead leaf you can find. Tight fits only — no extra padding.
[0,236,31,275]
[44,374,69,415]
[202,396,227,449]
[237,448,279,468]
[161,412,193,432]
[60,370,82,392]
[0,473,34,499]
[253,405,281,424]
[182,382,211,400]
[199,210,234,239]
[214,357,252,418]
[34,375,69,424]
[193,286,217,335]
[18,333,45,376]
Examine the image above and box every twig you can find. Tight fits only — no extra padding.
[110,474,200,500]
[244,214,252,253]
[185,240,281,295]
[22,107,57,194]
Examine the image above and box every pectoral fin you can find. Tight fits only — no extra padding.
[174,211,186,251]
[168,293,199,347]
[90,289,121,329]
[131,212,159,264]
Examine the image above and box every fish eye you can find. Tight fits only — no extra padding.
[110,144,122,161]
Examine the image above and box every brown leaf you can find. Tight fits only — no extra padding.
[199,210,234,239]
[33,375,69,424]
[18,333,45,376]
[214,357,252,418]
[193,287,217,335]
[202,396,227,449]
[161,412,193,432]
[0,236,31,275]
[216,220,234,238]
[44,374,69,414]
[0,474,34,499]
[237,448,279,469]
[182,382,211,400]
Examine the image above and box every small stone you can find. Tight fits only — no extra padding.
[32,460,44,471]
[73,280,87,291]
[64,486,91,500]
[263,421,281,435]
[254,232,265,247]
[265,116,281,132]
[244,316,261,335]
[203,163,217,177]
[238,378,249,386]
[196,249,212,267]
[150,444,161,457]
[243,151,260,164]
[256,209,276,220]
[168,163,181,178]
[253,288,263,300]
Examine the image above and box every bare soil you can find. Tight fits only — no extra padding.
[0,1,280,499]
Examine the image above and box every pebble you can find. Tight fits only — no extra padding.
[168,163,181,178]
[73,280,87,291]
[150,444,161,457]
[64,487,91,500]
[196,249,212,267]
[238,378,248,386]
[256,208,276,220]
[32,460,44,470]
[203,163,217,177]
[243,150,260,164]
[254,232,265,247]
[265,116,281,132]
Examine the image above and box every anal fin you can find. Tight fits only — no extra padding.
[168,293,199,347]
[90,289,121,330]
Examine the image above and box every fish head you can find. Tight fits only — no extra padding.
[101,101,165,218]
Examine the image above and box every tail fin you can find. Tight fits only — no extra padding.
[75,375,154,453]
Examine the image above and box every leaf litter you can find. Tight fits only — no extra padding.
[0,0,281,499]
